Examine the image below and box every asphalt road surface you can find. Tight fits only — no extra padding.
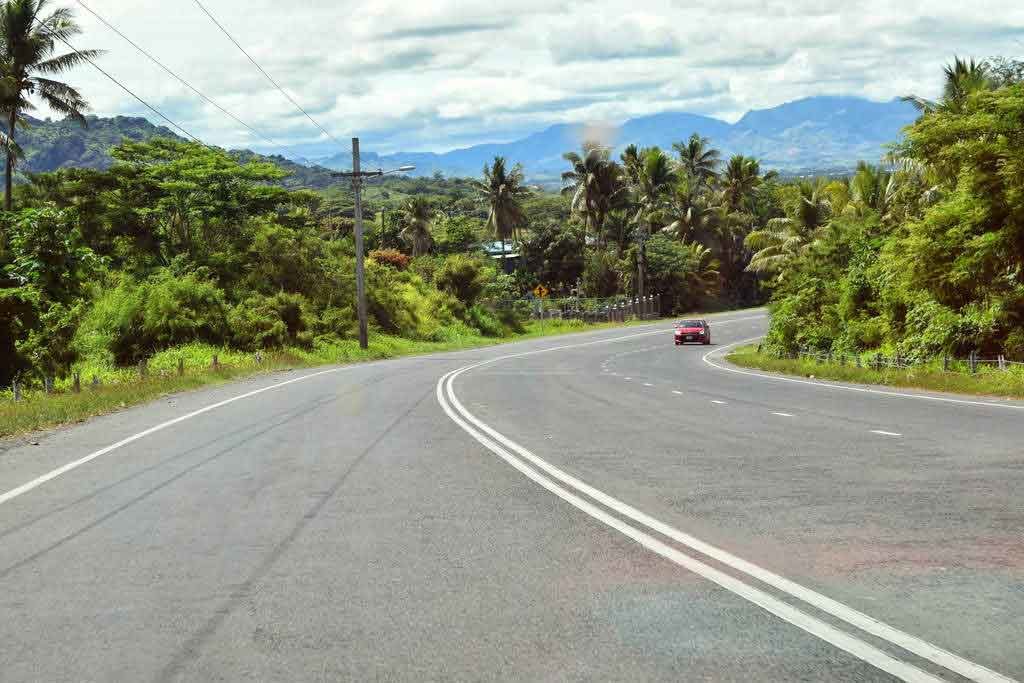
[2,310,1021,682]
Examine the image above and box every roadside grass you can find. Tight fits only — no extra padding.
[726,345,1024,399]
[0,317,660,439]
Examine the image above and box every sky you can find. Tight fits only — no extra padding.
[45,0,1024,159]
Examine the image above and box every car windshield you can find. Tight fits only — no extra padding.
[678,321,704,328]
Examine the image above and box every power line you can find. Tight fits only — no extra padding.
[74,0,290,155]
[34,17,203,145]
[190,0,345,149]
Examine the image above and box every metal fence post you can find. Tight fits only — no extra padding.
[998,354,1006,371]
[12,380,21,402]
[943,354,949,372]
[177,358,185,376]
[44,376,54,394]
[138,359,148,379]
[212,354,219,370]
[969,350,978,374]
[91,374,100,389]
[73,372,81,394]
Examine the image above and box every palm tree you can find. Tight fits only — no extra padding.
[629,147,676,298]
[682,242,720,298]
[844,161,894,218]
[562,144,624,243]
[620,144,642,186]
[476,156,528,271]
[673,133,720,186]
[399,196,433,256]
[745,178,832,279]
[719,155,768,212]
[0,0,99,211]
[902,57,993,114]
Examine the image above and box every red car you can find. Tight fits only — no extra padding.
[674,319,711,345]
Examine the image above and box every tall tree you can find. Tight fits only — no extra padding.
[629,147,676,298]
[0,0,98,211]
[902,57,993,114]
[745,178,832,279]
[476,156,528,272]
[399,196,433,257]
[673,133,721,186]
[561,143,624,246]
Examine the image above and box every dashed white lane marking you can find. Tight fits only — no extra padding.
[624,377,632,381]
[672,390,684,395]
[438,365,1008,682]
[711,400,727,405]
[772,412,794,417]
[643,383,653,387]
[871,430,902,437]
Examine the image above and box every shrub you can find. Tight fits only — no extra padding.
[436,254,489,306]
[466,305,505,337]
[370,248,411,270]
[76,271,229,365]
[228,292,314,350]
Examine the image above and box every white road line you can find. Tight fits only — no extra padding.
[0,367,349,507]
[436,321,1013,683]
[0,313,762,507]
[624,377,632,381]
[871,430,903,437]
[704,337,1024,412]
[672,390,684,395]
[439,372,939,683]
[711,400,727,405]
[772,412,794,417]
[643,383,653,387]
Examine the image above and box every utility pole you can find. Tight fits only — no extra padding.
[332,141,414,350]
[351,138,369,349]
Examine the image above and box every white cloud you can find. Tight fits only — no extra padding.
[40,0,1024,156]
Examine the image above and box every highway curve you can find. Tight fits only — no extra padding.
[1,310,1021,681]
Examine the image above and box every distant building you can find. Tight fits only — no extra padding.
[481,241,521,272]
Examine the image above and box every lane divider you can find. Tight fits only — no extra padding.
[436,319,1013,683]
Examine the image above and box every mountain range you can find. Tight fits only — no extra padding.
[13,95,919,186]
[313,96,919,181]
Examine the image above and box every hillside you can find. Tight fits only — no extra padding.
[14,114,340,190]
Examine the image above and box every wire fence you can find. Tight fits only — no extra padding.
[485,295,662,323]
[763,345,1024,374]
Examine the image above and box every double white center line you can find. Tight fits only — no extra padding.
[436,322,1012,683]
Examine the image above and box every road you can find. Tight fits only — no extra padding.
[1,310,1021,682]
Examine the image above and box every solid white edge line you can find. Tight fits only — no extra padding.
[438,318,1014,683]
[438,370,941,683]
[703,337,1024,412]
[0,315,754,507]
[0,367,347,506]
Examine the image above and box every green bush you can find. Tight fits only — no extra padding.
[228,292,314,350]
[466,305,505,337]
[77,271,229,365]
[435,254,490,306]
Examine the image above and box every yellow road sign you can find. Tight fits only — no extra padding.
[533,284,550,298]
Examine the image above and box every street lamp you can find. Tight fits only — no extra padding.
[332,137,415,349]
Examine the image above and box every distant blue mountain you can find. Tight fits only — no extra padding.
[315,95,919,180]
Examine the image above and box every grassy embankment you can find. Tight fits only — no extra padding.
[726,345,1024,399]
[0,318,655,438]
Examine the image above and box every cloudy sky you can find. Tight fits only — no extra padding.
[51,0,1024,158]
